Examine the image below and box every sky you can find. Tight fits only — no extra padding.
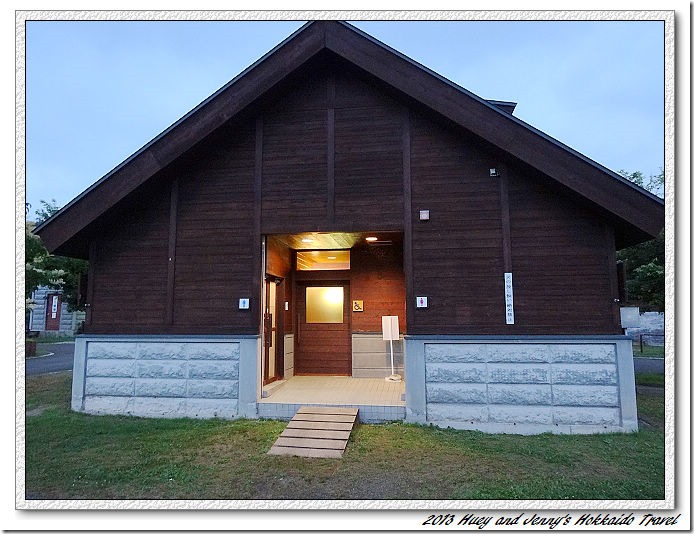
[24,18,666,218]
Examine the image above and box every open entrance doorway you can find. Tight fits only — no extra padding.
[261,231,406,402]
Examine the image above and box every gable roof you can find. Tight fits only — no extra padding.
[35,20,664,255]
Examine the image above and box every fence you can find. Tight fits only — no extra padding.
[633,333,665,356]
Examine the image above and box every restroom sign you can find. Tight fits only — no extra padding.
[504,273,514,325]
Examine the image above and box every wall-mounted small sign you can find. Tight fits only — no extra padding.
[504,273,514,324]
[51,295,59,318]
[416,296,428,308]
[239,298,250,310]
[419,209,430,221]
[352,300,364,312]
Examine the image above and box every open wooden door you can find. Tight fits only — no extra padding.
[295,282,351,375]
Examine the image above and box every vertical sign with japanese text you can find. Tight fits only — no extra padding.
[504,273,514,325]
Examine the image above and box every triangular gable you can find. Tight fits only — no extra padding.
[35,20,664,255]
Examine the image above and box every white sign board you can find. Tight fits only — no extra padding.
[619,307,640,328]
[504,273,514,325]
[382,315,400,341]
[51,295,58,319]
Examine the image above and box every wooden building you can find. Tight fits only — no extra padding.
[36,21,664,433]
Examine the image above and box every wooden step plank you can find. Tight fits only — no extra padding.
[280,428,352,440]
[267,406,358,459]
[268,445,343,459]
[297,406,359,416]
[287,420,354,431]
[291,413,357,423]
[274,436,347,450]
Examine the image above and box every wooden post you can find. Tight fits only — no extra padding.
[165,178,179,325]
[402,107,413,333]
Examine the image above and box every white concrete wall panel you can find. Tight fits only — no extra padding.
[74,337,252,420]
[406,337,636,434]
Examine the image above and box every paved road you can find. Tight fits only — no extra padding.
[633,357,665,374]
[25,343,74,376]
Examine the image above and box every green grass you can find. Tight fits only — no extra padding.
[36,335,76,344]
[632,344,665,358]
[636,393,665,431]
[24,372,665,501]
[635,372,665,387]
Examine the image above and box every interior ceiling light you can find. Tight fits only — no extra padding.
[366,236,378,242]
[301,238,314,243]
[327,256,337,260]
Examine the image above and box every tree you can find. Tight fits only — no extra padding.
[616,169,665,311]
[25,200,89,312]
[618,169,664,195]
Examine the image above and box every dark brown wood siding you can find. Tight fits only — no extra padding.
[260,63,404,233]
[408,108,620,335]
[82,60,620,337]
[261,108,328,233]
[88,181,170,330]
[85,121,259,335]
[409,111,505,334]
[507,169,619,333]
[334,104,403,229]
[333,69,403,230]
[173,122,257,332]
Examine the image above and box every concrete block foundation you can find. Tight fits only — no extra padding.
[72,335,259,419]
[71,334,637,434]
[405,335,637,434]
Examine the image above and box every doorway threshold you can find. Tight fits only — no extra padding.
[257,376,405,423]
[262,379,287,398]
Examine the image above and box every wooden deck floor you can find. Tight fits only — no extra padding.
[267,406,359,459]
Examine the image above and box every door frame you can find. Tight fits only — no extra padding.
[263,276,284,385]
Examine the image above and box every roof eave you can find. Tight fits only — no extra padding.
[35,20,664,253]
[35,20,325,251]
[324,21,664,237]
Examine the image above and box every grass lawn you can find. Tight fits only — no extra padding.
[635,372,665,387]
[632,344,665,358]
[24,372,665,501]
[36,335,76,344]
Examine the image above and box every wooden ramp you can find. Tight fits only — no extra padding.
[268,406,358,459]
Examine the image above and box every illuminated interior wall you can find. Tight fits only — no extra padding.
[350,242,406,333]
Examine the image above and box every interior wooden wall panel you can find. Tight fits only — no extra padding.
[350,243,406,333]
